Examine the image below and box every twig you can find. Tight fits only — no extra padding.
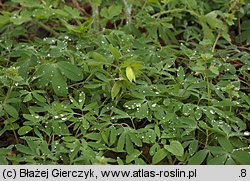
[237,2,242,44]
[152,8,200,19]
[204,130,209,148]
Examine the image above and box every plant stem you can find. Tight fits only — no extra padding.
[75,126,82,138]
[204,130,209,148]
[11,123,19,144]
[3,83,14,105]
[3,83,18,144]
[130,118,136,129]
[204,70,211,103]
[237,5,242,44]
[122,0,132,24]
[92,4,100,32]
[229,93,232,112]
[212,31,221,52]
[152,8,200,19]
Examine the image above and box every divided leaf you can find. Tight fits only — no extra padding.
[218,136,233,152]
[3,104,18,118]
[35,64,54,87]
[152,148,168,164]
[91,52,108,63]
[111,81,122,100]
[231,151,250,165]
[18,126,33,135]
[57,61,83,81]
[164,140,184,157]
[128,132,142,147]
[126,66,136,82]
[188,149,209,165]
[108,45,120,60]
[117,132,126,152]
[51,68,68,96]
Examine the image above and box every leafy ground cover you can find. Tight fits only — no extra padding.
[0,0,250,165]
